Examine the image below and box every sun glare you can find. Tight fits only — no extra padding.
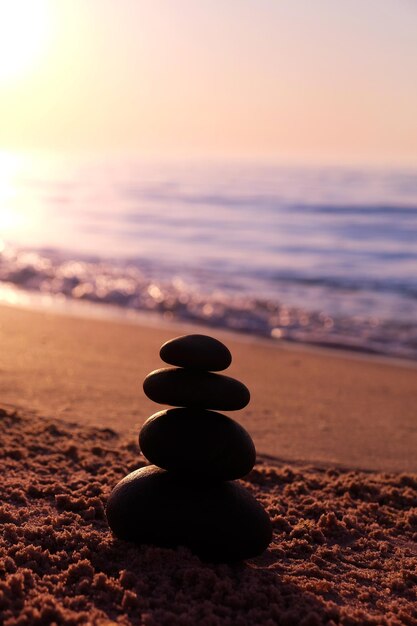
[0,0,51,83]
[0,152,22,233]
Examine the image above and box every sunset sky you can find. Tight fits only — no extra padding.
[0,0,416,164]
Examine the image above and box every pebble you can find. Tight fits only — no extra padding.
[139,408,256,480]
[160,334,232,371]
[143,367,250,410]
[106,465,272,562]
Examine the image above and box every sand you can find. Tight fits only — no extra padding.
[0,304,416,472]
[0,303,417,624]
[1,407,416,626]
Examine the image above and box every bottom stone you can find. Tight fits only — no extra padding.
[106,465,272,562]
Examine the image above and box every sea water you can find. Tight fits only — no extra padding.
[1,153,416,359]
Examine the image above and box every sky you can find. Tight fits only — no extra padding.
[0,0,416,164]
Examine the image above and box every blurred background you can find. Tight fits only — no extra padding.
[1,0,416,358]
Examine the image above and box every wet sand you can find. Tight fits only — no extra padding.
[0,304,416,472]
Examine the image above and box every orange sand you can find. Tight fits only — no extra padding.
[1,304,417,625]
[1,407,416,626]
[0,304,416,472]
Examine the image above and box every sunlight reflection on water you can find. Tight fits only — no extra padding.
[1,150,417,358]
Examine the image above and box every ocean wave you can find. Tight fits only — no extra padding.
[2,157,417,360]
[268,272,417,299]
[123,184,417,216]
[293,204,417,216]
[1,245,417,360]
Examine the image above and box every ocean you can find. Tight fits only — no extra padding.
[1,153,417,359]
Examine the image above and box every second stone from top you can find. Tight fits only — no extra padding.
[143,368,250,411]
[160,334,232,371]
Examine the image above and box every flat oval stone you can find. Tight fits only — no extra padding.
[160,334,232,371]
[139,408,256,480]
[106,465,272,561]
[143,368,250,410]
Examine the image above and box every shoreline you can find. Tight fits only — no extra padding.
[1,286,417,370]
[0,301,416,473]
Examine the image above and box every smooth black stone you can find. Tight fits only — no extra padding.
[143,368,250,410]
[139,408,256,480]
[160,334,232,371]
[106,465,272,562]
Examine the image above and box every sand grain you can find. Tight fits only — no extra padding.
[0,408,416,625]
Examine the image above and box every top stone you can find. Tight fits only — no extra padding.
[160,334,232,371]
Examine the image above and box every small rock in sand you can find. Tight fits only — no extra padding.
[106,465,272,562]
[143,367,250,410]
[139,407,256,480]
[160,334,232,371]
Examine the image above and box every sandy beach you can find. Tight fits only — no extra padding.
[0,303,416,472]
[1,406,417,625]
[1,303,417,625]
[2,0,416,621]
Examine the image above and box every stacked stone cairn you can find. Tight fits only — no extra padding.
[106,334,272,562]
